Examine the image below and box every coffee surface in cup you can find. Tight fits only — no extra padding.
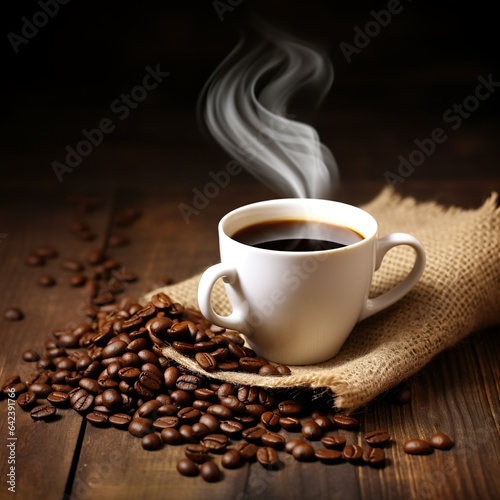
[232,219,364,252]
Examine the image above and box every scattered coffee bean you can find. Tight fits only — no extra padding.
[200,461,221,482]
[292,442,315,461]
[257,446,280,468]
[17,391,36,411]
[321,435,346,450]
[285,438,305,454]
[142,433,162,450]
[30,403,56,420]
[403,439,433,455]
[185,444,209,463]
[26,255,44,267]
[343,444,364,463]
[35,246,58,259]
[61,259,84,272]
[363,447,386,467]
[38,275,56,287]
[301,420,322,440]
[222,449,244,469]
[365,430,391,448]
[429,433,454,450]
[22,350,40,362]
[86,411,109,427]
[5,308,24,321]
[332,414,359,431]
[128,417,153,437]
[177,458,199,477]
[315,448,343,464]
[70,274,87,287]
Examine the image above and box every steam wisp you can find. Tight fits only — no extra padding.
[198,26,338,199]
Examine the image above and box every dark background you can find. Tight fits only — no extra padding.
[1,0,499,192]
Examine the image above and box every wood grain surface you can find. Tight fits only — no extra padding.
[0,180,499,500]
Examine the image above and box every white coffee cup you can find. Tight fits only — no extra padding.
[198,198,425,365]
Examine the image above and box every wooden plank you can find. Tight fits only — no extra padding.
[0,188,113,499]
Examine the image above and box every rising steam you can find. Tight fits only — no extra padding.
[198,25,338,199]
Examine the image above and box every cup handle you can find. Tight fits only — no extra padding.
[359,233,426,321]
[198,263,249,331]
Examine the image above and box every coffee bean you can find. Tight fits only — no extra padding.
[343,444,364,463]
[170,390,192,408]
[178,407,201,424]
[221,331,244,345]
[315,448,343,464]
[363,447,386,467]
[35,246,58,259]
[245,404,266,418]
[219,396,246,414]
[429,433,454,450]
[332,414,359,431]
[118,367,140,382]
[279,417,301,432]
[38,275,56,287]
[278,399,301,416]
[161,427,183,445]
[218,361,239,371]
[141,433,162,451]
[109,413,132,430]
[17,391,36,411]
[102,340,128,359]
[139,364,163,392]
[177,458,199,477]
[292,442,315,461]
[275,365,291,376]
[227,342,246,359]
[26,255,44,267]
[57,334,80,348]
[301,420,322,440]
[195,352,217,372]
[138,400,162,418]
[153,416,180,431]
[47,391,70,407]
[256,446,280,469]
[315,416,333,432]
[70,274,87,287]
[185,444,209,463]
[201,434,228,453]
[109,235,129,248]
[29,383,53,398]
[242,426,267,443]
[285,438,305,454]
[365,430,391,448]
[30,403,56,420]
[239,357,264,373]
[238,386,259,404]
[71,390,94,414]
[321,435,346,450]
[261,432,285,449]
[403,439,433,455]
[179,425,198,443]
[102,389,122,410]
[261,411,280,429]
[5,308,24,321]
[221,450,244,469]
[61,259,84,272]
[207,404,233,420]
[157,404,178,417]
[199,414,220,433]
[220,420,243,437]
[79,378,100,394]
[22,350,40,362]
[86,411,109,427]
[200,461,221,483]
[128,417,153,437]
[192,422,210,438]
[172,341,196,356]
[258,364,280,376]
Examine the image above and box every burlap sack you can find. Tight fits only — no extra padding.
[143,188,500,412]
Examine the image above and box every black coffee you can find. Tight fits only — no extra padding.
[231,219,364,252]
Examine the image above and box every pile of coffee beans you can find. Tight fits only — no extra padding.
[1,201,455,485]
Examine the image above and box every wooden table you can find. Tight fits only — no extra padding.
[1,179,499,500]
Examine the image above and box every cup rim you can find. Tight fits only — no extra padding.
[219,198,378,255]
